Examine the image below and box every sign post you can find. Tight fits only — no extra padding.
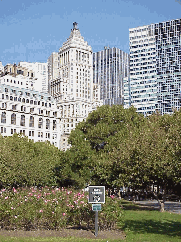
[88,186,105,237]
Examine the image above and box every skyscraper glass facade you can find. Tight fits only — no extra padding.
[125,18,181,115]
[93,47,129,105]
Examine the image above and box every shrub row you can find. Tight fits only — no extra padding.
[0,187,124,231]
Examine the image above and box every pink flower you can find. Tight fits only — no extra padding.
[63,213,66,216]
[11,207,14,210]
[110,195,115,199]
[80,201,84,204]
[5,196,8,199]
[52,212,54,214]
[39,210,43,213]
[13,187,17,193]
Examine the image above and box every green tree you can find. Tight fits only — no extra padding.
[66,105,181,211]
[0,133,61,188]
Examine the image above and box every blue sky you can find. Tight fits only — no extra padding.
[0,0,180,66]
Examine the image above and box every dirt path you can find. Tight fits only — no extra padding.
[0,227,126,240]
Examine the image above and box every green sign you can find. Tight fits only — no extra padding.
[92,204,102,211]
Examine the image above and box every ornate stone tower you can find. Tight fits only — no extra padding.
[50,22,102,150]
[51,22,93,102]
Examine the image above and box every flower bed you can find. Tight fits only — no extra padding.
[0,187,123,231]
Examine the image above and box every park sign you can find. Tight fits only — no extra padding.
[88,186,105,203]
[92,203,101,211]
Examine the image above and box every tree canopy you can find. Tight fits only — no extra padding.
[0,105,181,207]
[67,105,181,198]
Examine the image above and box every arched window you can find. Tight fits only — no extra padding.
[38,118,43,129]
[46,119,50,129]
[29,116,34,127]
[1,112,6,123]
[20,115,25,126]
[11,113,16,125]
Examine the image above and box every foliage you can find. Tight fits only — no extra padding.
[0,105,181,207]
[0,134,61,188]
[0,187,124,231]
[67,105,181,202]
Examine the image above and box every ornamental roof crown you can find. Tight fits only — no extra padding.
[59,22,92,52]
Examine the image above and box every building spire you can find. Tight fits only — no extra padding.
[73,22,78,30]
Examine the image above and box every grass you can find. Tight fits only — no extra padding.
[121,200,181,242]
[0,199,181,242]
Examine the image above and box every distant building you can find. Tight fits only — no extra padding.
[18,62,48,93]
[47,52,59,93]
[3,62,48,94]
[0,83,61,149]
[49,22,103,150]
[93,47,129,105]
[0,74,35,90]
[125,18,181,115]
[4,63,34,78]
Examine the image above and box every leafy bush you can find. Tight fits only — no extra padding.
[0,134,61,188]
[0,187,124,231]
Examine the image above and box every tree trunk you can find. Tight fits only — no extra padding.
[158,200,165,212]
[153,189,165,212]
[157,184,166,212]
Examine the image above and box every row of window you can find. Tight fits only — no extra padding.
[2,94,52,107]
[4,79,23,85]
[9,129,57,140]
[1,113,57,129]
[4,89,52,100]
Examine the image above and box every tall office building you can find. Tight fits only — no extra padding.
[93,47,129,105]
[125,18,181,115]
[47,52,59,93]
[50,22,102,150]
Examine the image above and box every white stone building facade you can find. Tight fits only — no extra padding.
[49,22,103,150]
[0,83,62,149]
[0,74,35,90]
[48,52,59,93]
[19,62,48,94]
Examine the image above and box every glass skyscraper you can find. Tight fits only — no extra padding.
[124,18,181,115]
[93,47,129,105]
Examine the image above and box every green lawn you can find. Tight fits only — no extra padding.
[122,200,181,242]
[0,200,180,242]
